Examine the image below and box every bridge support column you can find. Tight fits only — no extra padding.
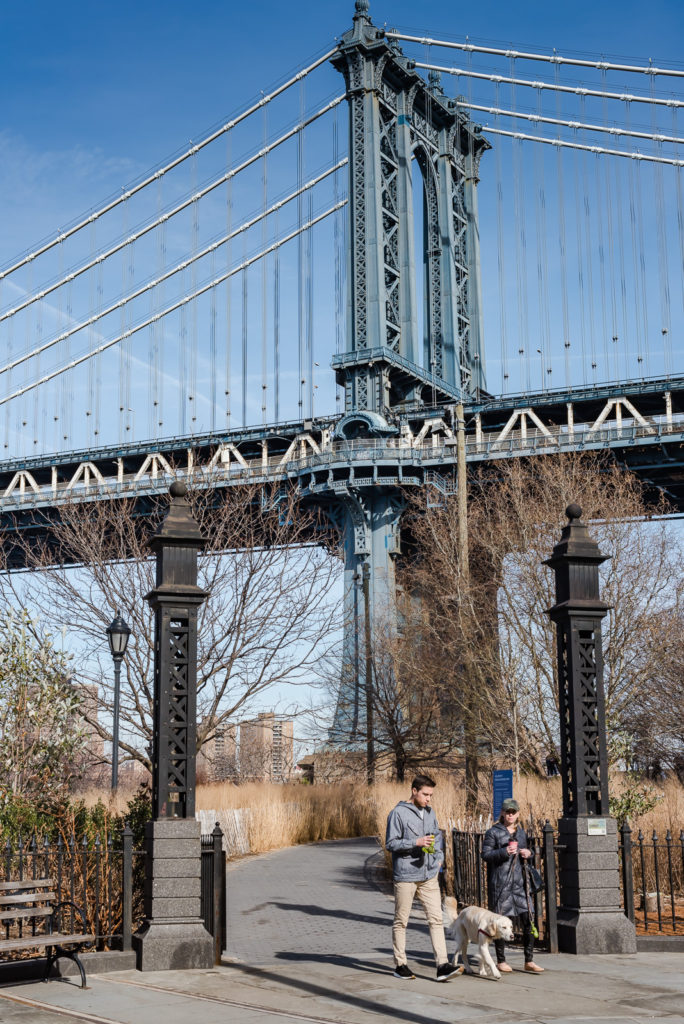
[328,489,403,747]
[134,482,214,971]
[545,504,636,955]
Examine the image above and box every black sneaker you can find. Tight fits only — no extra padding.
[393,964,415,979]
[436,962,460,982]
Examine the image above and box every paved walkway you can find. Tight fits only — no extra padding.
[0,836,682,1024]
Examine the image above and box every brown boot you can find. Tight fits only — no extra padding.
[498,963,513,973]
[524,962,544,973]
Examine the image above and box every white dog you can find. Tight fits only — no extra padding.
[443,902,514,980]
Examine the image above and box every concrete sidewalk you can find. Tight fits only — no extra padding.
[0,836,682,1024]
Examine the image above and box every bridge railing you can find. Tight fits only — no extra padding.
[3,414,684,511]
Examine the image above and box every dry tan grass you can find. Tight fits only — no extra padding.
[196,781,379,853]
[195,772,684,858]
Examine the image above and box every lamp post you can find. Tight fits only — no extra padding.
[106,611,131,792]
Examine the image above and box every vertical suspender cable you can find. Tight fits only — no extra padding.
[510,57,530,393]
[554,62,571,389]
[225,130,233,429]
[307,176,314,418]
[25,259,33,457]
[600,71,620,381]
[179,303,187,437]
[261,96,268,424]
[119,201,127,439]
[190,146,199,434]
[593,151,609,382]
[125,217,134,437]
[297,78,305,418]
[210,254,217,434]
[572,126,588,387]
[57,239,66,449]
[242,240,248,428]
[274,206,281,424]
[333,107,343,414]
[158,183,168,437]
[88,220,96,445]
[651,74,672,376]
[634,156,651,376]
[3,264,10,453]
[34,266,43,452]
[66,278,73,445]
[579,98,597,382]
[96,249,104,441]
[613,133,630,384]
[53,241,62,447]
[673,108,684,375]
[624,102,644,375]
[534,85,551,391]
[494,83,508,391]
[151,177,162,438]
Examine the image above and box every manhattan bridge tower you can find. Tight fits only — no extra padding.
[323,1,489,743]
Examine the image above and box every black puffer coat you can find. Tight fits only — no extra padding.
[481,821,530,918]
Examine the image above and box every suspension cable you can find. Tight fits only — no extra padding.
[1,201,347,408]
[455,103,684,145]
[479,127,684,164]
[0,98,345,323]
[412,62,684,108]
[0,50,337,281]
[0,162,347,375]
[387,32,684,79]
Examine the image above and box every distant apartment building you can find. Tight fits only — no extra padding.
[239,713,294,782]
[197,713,294,782]
[197,721,238,782]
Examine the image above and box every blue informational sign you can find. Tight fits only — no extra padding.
[492,769,513,821]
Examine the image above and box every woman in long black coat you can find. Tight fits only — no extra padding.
[481,798,544,973]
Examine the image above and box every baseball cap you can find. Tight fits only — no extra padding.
[501,798,519,813]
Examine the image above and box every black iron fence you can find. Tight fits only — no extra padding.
[1,827,141,951]
[619,823,684,935]
[451,823,559,953]
[452,822,684,948]
[2,823,227,961]
[201,824,226,965]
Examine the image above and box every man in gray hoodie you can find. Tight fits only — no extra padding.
[385,774,458,981]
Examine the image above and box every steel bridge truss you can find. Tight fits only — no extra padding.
[3,380,684,517]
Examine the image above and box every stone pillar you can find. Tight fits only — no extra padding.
[328,489,403,745]
[545,504,636,954]
[134,481,214,971]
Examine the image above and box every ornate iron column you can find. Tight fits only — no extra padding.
[134,480,214,970]
[545,504,636,954]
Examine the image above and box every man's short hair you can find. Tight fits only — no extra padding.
[411,774,436,791]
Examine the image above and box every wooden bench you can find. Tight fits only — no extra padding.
[0,878,94,988]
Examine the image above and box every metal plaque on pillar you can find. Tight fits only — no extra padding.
[545,504,636,955]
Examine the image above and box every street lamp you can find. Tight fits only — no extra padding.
[106,611,131,792]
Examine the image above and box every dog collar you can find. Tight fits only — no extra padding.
[478,928,494,939]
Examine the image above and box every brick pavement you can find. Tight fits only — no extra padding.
[225,835,439,967]
[0,837,683,1023]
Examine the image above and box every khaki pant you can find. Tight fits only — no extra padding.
[392,874,447,967]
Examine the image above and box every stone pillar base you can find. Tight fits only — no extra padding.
[557,816,636,955]
[557,908,637,955]
[133,818,213,971]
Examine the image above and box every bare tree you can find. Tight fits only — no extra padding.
[395,453,684,805]
[0,482,341,772]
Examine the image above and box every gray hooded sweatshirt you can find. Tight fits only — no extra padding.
[385,800,444,882]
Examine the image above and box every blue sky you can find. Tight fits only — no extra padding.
[2,0,683,266]
[1,0,684,454]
